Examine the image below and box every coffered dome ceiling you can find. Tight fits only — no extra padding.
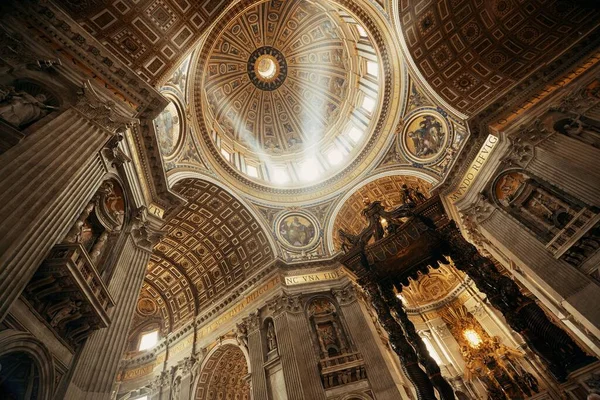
[191,0,403,202]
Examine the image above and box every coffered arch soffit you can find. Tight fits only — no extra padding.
[392,0,600,116]
[327,171,437,253]
[194,342,250,400]
[189,0,408,204]
[138,178,275,333]
[53,0,232,85]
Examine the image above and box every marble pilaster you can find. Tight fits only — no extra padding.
[64,233,154,399]
[530,135,600,206]
[284,295,326,400]
[480,208,600,339]
[334,287,406,400]
[245,313,269,400]
[0,108,111,321]
[270,300,304,400]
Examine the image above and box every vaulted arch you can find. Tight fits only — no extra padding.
[135,178,275,334]
[330,174,433,251]
[395,0,600,115]
[194,344,250,400]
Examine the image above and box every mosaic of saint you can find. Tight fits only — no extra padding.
[278,214,316,248]
[154,101,181,156]
[404,114,447,160]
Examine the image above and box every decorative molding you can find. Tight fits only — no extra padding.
[244,312,261,333]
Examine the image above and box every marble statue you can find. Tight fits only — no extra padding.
[266,320,277,352]
[0,86,56,128]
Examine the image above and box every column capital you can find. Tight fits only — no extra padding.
[458,194,496,251]
[331,284,358,306]
[74,81,138,134]
[501,119,554,168]
[282,294,304,314]
[266,295,286,316]
[243,312,261,333]
[130,206,165,252]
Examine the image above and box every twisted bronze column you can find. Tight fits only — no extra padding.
[440,222,596,382]
[381,283,456,400]
[355,252,437,400]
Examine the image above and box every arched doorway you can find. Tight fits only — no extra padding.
[0,352,41,400]
[195,344,250,400]
[0,330,54,400]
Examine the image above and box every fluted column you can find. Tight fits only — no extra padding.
[244,313,268,400]
[65,229,156,399]
[0,108,112,321]
[440,222,596,382]
[268,298,304,400]
[478,207,600,339]
[283,295,326,400]
[531,129,600,206]
[381,284,456,400]
[504,119,600,207]
[332,286,405,400]
[354,252,437,400]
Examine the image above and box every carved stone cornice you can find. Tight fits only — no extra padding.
[2,1,181,213]
[8,1,166,116]
[0,25,45,68]
[332,285,358,306]
[73,81,137,134]
[442,33,600,194]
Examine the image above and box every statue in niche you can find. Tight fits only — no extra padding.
[0,86,57,128]
[308,298,349,359]
[266,320,277,352]
[553,116,600,149]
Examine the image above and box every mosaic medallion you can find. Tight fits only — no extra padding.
[247,46,287,91]
[401,111,450,163]
[154,100,182,157]
[276,212,319,250]
[137,297,157,316]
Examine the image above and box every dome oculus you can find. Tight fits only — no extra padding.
[247,47,287,90]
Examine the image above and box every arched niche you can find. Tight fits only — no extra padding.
[0,330,55,400]
[193,343,250,400]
